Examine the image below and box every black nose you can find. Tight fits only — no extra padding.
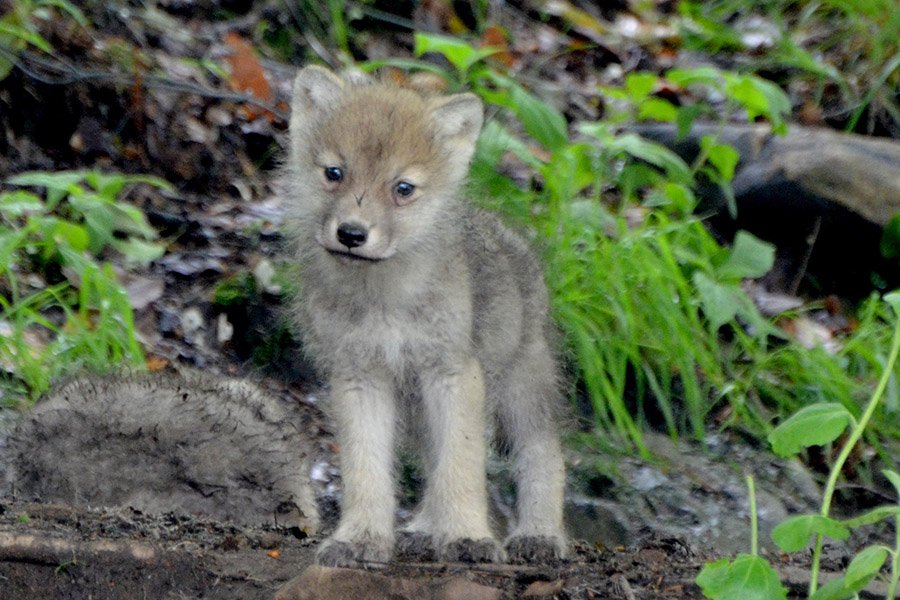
[336,222,368,249]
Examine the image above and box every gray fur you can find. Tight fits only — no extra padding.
[0,373,319,532]
[285,66,566,564]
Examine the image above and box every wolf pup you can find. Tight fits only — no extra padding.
[286,65,566,566]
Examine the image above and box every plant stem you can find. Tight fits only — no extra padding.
[808,314,900,596]
[747,474,759,557]
[887,534,899,600]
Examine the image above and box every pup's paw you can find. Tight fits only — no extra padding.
[439,537,503,563]
[396,531,436,561]
[315,536,392,567]
[504,534,568,563]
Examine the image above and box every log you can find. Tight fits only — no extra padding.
[632,123,900,227]
[631,123,900,294]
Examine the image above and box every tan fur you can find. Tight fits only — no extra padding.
[285,66,566,565]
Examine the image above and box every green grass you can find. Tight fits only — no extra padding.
[0,170,164,406]
[411,31,900,467]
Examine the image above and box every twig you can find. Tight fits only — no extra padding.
[789,215,821,296]
[0,46,289,122]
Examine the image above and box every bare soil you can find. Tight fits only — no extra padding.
[0,499,717,600]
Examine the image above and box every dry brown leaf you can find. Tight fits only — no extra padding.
[224,32,273,122]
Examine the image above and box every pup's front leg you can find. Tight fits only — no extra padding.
[317,375,397,567]
[406,357,501,562]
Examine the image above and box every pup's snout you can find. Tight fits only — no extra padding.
[336,222,368,249]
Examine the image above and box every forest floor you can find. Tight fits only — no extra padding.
[0,0,897,598]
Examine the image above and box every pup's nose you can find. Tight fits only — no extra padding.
[336,222,368,249]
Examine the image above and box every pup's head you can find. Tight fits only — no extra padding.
[287,66,483,264]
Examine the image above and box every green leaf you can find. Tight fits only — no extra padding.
[884,469,900,496]
[693,271,740,331]
[696,554,787,600]
[885,290,900,317]
[717,231,775,280]
[0,191,46,217]
[638,97,679,122]
[7,171,86,208]
[36,0,90,27]
[808,578,854,600]
[109,237,166,266]
[701,135,740,182]
[625,72,658,102]
[767,403,853,457]
[771,515,849,553]
[413,33,498,74]
[844,546,889,590]
[51,220,89,253]
[0,22,53,52]
[607,134,692,183]
[509,84,568,152]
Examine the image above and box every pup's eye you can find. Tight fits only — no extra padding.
[324,167,343,182]
[395,181,415,197]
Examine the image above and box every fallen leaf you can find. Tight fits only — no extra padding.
[224,32,273,122]
[145,355,169,372]
[480,25,515,69]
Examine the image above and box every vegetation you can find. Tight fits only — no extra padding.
[699,295,900,599]
[0,171,168,404]
[371,33,899,468]
[1,0,898,593]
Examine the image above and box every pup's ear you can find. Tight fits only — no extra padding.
[290,66,344,141]
[428,93,484,175]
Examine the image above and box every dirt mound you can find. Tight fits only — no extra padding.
[0,372,318,532]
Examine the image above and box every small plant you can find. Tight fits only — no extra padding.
[697,291,900,600]
[0,170,169,404]
[696,475,788,600]
[0,0,87,80]
[678,0,900,133]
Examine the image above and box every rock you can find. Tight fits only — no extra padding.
[0,372,318,532]
[274,565,502,600]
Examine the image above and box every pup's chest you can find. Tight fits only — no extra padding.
[311,291,472,374]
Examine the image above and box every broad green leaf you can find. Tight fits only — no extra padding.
[695,554,787,600]
[844,545,889,590]
[667,66,723,87]
[110,204,158,240]
[771,515,849,553]
[109,238,166,266]
[509,85,568,152]
[717,231,775,280]
[414,33,498,74]
[0,191,46,217]
[8,171,85,208]
[85,171,126,199]
[52,221,89,253]
[767,403,852,457]
[475,121,544,170]
[701,135,740,182]
[607,134,692,183]
[625,73,657,102]
[692,271,740,331]
[808,578,854,600]
[638,97,679,122]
